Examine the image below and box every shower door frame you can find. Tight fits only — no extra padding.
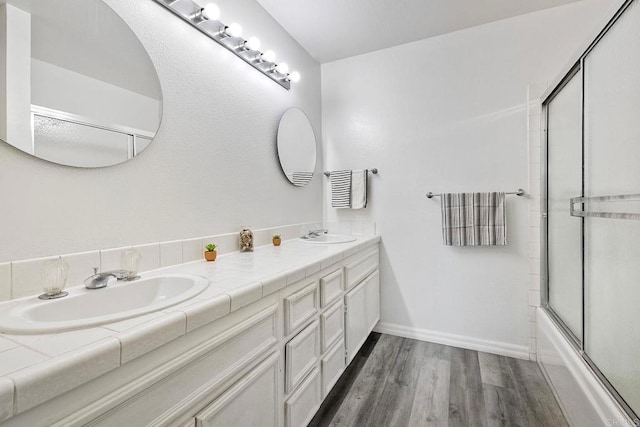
[541,0,640,423]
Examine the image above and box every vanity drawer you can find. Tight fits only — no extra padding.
[285,320,320,394]
[284,282,319,336]
[322,340,346,398]
[284,367,321,427]
[345,249,379,290]
[83,306,278,427]
[320,300,344,353]
[320,269,343,308]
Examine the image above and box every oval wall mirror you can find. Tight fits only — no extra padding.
[0,0,162,168]
[277,108,317,187]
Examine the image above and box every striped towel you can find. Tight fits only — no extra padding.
[331,170,352,208]
[291,171,313,187]
[441,192,506,246]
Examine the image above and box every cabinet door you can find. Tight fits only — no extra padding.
[284,368,322,427]
[345,270,380,364]
[285,321,320,393]
[365,270,380,334]
[195,352,279,427]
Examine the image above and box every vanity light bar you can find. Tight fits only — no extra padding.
[154,0,300,90]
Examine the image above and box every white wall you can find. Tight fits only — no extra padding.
[322,0,613,354]
[0,0,322,262]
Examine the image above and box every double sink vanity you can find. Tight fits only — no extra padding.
[0,234,380,426]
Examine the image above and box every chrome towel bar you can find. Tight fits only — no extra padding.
[426,189,525,199]
[324,168,378,177]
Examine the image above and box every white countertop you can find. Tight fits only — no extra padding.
[0,234,380,421]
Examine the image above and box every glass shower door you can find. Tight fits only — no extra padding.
[583,0,640,415]
[546,70,583,340]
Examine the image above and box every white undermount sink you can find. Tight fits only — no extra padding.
[299,234,357,244]
[0,274,209,334]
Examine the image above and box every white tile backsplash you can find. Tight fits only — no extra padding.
[62,251,100,287]
[362,222,376,235]
[251,229,271,248]
[100,247,131,272]
[11,256,57,299]
[0,222,371,301]
[135,243,160,273]
[0,264,10,301]
[216,233,240,255]
[160,240,183,267]
[182,238,202,263]
[337,222,353,235]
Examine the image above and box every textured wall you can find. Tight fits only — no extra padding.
[0,0,322,262]
[321,0,614,353]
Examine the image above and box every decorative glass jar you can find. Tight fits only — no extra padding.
[240,228,254,252]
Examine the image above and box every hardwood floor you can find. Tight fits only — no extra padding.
[309,333,567,427]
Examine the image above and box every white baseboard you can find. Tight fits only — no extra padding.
[374,322,530,360]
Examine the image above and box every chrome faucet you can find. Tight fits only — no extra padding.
[302,228,328,239]
[83,268,130,289]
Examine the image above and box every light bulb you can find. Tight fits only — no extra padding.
[201,3,220,20]
[226,23,242,38]
[261,50,276,63]
[245,37,261,51]
[276,62,289,74]
[288,71,301,83]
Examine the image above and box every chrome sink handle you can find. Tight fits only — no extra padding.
[302,228,328,239]
[83,268,129,289]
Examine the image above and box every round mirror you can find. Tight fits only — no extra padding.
[0,0,162,167]
[277,108,317,187]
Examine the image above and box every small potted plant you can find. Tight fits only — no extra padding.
[204,243,217,261]
[272,234,281,246]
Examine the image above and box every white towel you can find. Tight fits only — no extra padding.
[350,169,368,209]
[331,170,352,208]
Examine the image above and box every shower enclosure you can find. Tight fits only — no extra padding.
[543,0,640,423]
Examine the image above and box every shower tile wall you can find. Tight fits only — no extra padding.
[527,82,549,362]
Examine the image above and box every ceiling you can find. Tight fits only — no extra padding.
[255,0,582,63]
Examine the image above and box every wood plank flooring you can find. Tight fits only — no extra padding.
[309,333,567,427]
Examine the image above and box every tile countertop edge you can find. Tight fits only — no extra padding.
[0,234,381,418]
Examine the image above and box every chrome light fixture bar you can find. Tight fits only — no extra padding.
[154,0,300,90]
